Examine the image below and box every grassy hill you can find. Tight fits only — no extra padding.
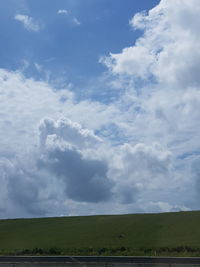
[1,211,200,256]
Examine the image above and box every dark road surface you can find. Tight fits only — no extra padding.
[0,256,200,264]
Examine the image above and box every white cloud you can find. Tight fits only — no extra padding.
[38,118,114,203]
[39,117,101,149]
[2,0,200,217]
[101,46,154,78]
[15,14,40,32]
[73,17,81,25]
[103,0,200,88]
[102,0,200,155]
[57,9,68,15]
[0,69,121,217]
[101,0,200,211]
[57,9,81,25]
[0,67,184,218]
[0,68,120,152]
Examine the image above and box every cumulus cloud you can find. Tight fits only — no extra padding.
[0,67,177,217]
[39,141,112,203]
[39,118,101,149]
[38,118,113,203]
[0,68,120,153]
[15,14,40,32]
[102,0,200,156]
[0,155,62,218]
[101,46,154,79]
[2,0,200,218]
[0,69,122,218]
[103,0,200,88]
[109,143,173,205]
[101,0,200,210]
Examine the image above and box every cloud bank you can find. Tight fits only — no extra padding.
[1,0,200,218]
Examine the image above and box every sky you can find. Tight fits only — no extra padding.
[0,0,200,218]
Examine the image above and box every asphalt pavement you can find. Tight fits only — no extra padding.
[0,256,200,264]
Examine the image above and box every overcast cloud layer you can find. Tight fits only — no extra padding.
[0,0,200,218]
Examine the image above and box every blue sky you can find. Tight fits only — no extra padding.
[0,0,200,218]
[0,0,159,88]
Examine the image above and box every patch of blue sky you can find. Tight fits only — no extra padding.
[0,0,159,99]
[177,151,200,160]
[95,123,128,145]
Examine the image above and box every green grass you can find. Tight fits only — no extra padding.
[1,211,200,256]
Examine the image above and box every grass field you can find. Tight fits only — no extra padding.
[1,211,200,256]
